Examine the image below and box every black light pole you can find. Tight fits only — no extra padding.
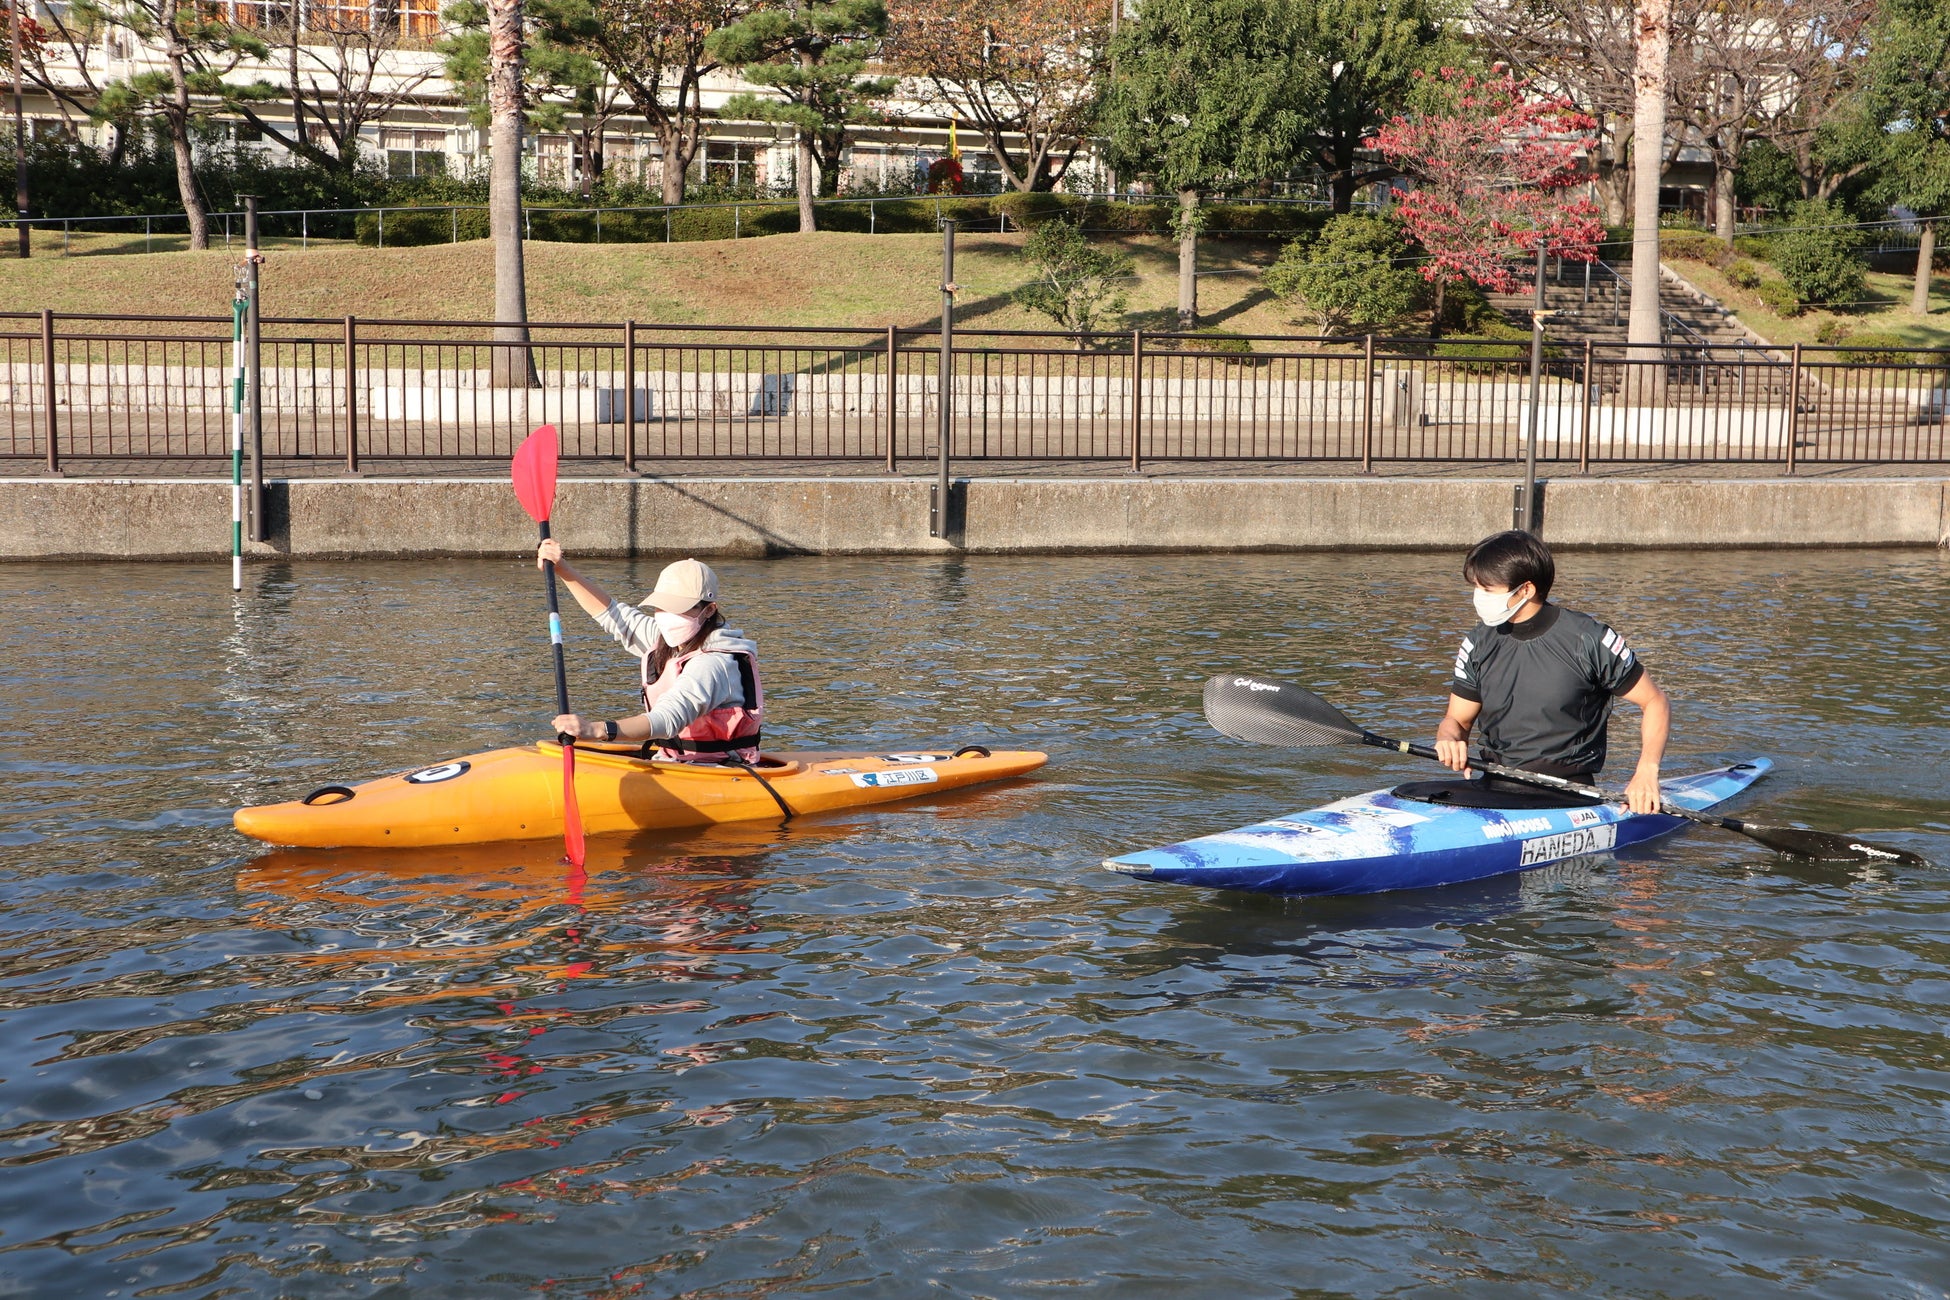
[931,218,957,539]
[11,0,27,260]
[243,195,266,541]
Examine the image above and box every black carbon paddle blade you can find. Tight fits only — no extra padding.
[1723,817,1929,864]
[1202,674,1367,747]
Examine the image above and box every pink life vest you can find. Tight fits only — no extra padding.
[640,645,763,764]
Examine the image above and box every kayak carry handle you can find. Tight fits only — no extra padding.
[952,745,992,759]
[301,785,356,806]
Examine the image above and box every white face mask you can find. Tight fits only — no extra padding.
[652,608,707,648]
[1472,585,1530,627]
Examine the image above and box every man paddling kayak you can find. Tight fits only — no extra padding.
[536,542,763,764]
[1430,530,1669,814]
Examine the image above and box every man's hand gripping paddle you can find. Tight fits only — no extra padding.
[1203,673,1926,865]
[512,424,586,869]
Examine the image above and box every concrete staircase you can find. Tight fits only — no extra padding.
[1487,260,1790,401]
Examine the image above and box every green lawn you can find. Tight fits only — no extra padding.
[0,230,1307,338]
[1669,256,1950,350]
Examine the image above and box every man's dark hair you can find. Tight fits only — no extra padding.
[1463,530,1555,600]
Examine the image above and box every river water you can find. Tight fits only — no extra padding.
[1,549,1945,1298]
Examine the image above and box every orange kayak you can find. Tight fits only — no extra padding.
[233,742,1047,849]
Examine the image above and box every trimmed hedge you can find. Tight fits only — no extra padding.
[353,191,1335,247]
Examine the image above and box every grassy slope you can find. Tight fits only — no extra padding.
[0,230,1298,336]
[1668,255,1950,350]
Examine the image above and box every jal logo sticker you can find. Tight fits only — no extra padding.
[405,761,470,784]
[1518,824,1618,867]
[1568,808,1604,827]
[851,768,939,788]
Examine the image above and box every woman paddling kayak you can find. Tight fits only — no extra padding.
[536,542,762,763]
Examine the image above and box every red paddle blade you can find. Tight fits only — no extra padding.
[511,424,560,524]
[561,741,586,868]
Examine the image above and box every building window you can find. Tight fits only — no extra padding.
[704,140,761,190]
[383,128,448,178]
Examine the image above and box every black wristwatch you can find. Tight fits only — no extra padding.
[602,719,618,742]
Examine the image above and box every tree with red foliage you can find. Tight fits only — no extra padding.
[1373,69,1602,335]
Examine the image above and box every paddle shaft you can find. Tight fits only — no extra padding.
[537,521,572,721]
[1357,731,1723,829]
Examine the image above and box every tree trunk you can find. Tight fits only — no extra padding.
[160,7,208,251]
[657,121,687,206]
[1176,187,1199,331]
[1594,114,1632,227]
[1712,147,1737,245]
[1330,172,1356,214]
[796,130,816,233]
[1912,221,1937,316]
[485,0,533,388]
[1430,276,1446,340]
[1627,0,1670,373]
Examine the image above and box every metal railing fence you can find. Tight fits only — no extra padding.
[3,313,1947,473]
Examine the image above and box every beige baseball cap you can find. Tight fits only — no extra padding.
[639,558,720,612]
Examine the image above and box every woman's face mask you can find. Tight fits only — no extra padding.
[653,606,708,647]
[1472,584,1531,627]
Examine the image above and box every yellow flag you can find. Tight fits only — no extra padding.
[949,117,960,161]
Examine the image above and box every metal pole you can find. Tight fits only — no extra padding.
[622,317,637,473]
[930,219,956,539]
[884,323,898,472]
[1360,333,1375,472]
[231,283,246,588]
[1520,245,1547,534]
[1129,328,1143,472]
[244,196,266,542]
[1785,342,1802,476]
[343,314,359,474]
[1578,338,1593,475]
[12,0,27,260]
[39,306,55,473]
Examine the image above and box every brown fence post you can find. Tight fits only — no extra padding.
[884,323,898,472]
[1360,333,1375,473]
[623,318,637,473]
[1129,328,1144,472]
[343,315,359,474]
[1784,342,1802,476]
[40,308,58,474]
[1578,339,1593,475]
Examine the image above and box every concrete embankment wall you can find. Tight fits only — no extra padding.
[1,476,1945,560]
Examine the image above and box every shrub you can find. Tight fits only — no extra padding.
[1262,213,1423,334]
[1733,232,1777,262]
[1755,278,1802,316]
[1661,229,1736,267]
[1012,218,1134,339]
[1774,199,1867,311]
[1432,319,1532,373]
[1168,328,1258,364]
[1815,316,1852,344]
[1725,258,1763,289]
[355,204,488,246]
[1834,330,1922,364]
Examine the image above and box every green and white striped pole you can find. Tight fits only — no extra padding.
[230,277,245,591]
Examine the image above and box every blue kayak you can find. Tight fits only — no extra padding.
[1104,759,1772,897]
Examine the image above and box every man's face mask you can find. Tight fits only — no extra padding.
[1472,583,1531,627]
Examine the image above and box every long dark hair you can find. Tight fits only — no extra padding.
[646,604,726,678]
